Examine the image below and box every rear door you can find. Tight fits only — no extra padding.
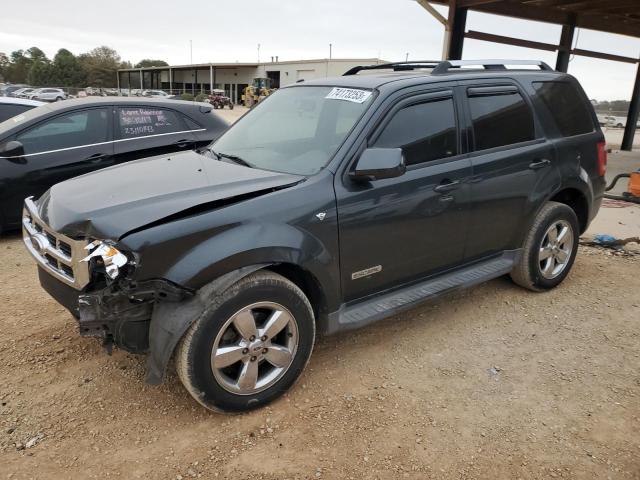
[3,107,113,225]
[529,79,603,201]
[112,105,197,165]
[459,80,560,260]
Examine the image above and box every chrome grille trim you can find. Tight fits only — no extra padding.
[22,197,90,290]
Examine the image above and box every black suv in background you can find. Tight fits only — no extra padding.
[0,97,228,232]
[22,60,606,412]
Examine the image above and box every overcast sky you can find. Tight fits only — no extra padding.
[1,0,639,100]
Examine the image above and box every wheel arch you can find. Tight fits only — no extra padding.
[548,187,589,233]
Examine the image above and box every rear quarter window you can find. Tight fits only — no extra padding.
[118,107,184,138]
[532,81,594,137]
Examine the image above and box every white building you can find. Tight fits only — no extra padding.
[117,58,383,103]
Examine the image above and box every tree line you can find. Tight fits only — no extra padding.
[0,46,168,88]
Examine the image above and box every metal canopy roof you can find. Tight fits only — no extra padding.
[430,0,640,38]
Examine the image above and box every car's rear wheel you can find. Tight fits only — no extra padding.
[176,271,315,412]
[510,201,579,291]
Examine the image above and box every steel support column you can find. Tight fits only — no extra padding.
[621,61,640,151]
[116,71,121,94]
[139,69,143,90]
[209,65,213,93]
[447,5,467,60]
[556,15,576,72]
[169,68,172,94]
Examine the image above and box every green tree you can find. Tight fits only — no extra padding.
[134,59,169,68]
[51,49,85,87]
[25,46,51,86]
[27,61,53,86]
[5,50,32,83]
[0,52,9,82]
[78,46,122,87]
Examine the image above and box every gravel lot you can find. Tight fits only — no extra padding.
[1,107,639,478]
[1,232,639,479]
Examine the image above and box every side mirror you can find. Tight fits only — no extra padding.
[350,147,406,181]
[0,140,25,158]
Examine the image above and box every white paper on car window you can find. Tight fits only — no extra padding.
[325,87,372,104]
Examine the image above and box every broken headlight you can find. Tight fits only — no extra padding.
[81,240,131,280]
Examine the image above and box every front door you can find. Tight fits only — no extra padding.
[2,107,113,227]
[335,89,473,302]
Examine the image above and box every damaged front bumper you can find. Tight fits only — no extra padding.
[77,279,191,354]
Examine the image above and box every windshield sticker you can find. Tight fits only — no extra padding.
[12,114,25,124]
[325,87,372,104]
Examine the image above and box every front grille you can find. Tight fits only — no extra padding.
[22,198,90,290]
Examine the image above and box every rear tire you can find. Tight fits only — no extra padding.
[176,271,315,413]
[510,201,579,292]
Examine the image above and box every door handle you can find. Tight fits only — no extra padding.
[174,139,195,148]
[529,159,551,170]
[434,179,461,193]
[86,153,108,163]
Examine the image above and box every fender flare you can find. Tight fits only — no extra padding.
[145,263,270,385]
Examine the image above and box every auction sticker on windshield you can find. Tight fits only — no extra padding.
[325,87,372,104]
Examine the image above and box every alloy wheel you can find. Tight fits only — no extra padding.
[538,220,574,279]
[211,302,299,395]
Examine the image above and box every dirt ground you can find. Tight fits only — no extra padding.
[1,230,639,479]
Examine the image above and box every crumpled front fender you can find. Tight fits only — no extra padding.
[145,264,269,385]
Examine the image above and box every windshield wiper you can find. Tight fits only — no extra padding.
[210,149,253,168]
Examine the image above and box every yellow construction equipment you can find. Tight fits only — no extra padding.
[242,78,276,107]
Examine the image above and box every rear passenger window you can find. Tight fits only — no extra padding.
[468,91,534,151]
[533,81,594,137]
[118,107,183,138]
[374,98,457,166]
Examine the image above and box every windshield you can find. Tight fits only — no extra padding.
[211,85,374,175]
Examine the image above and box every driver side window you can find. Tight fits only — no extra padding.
[373,97,458,166]
[17,108,109,154]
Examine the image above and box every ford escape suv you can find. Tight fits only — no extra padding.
[22,60,606,412]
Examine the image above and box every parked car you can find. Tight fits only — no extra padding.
[1,84,29,97]
[11,87,33,99]
[607,116,640,128]
[143,89,170,98]
[0,97,44,123]
[0,97,228,232]
[208,89,234,109]
[21,60,606,413]
[29,88,67,102]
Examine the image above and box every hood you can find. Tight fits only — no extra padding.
[36,150,302,240]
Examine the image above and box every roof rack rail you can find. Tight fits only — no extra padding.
[343,61,442,76]
[431,59,553,74]
[343,59,554,76]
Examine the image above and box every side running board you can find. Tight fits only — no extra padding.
[324,250,520,335]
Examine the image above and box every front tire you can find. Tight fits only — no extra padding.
[176,271,315,413]
[510,201,579,291]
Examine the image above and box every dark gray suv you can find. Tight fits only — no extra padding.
[22,60,606,412]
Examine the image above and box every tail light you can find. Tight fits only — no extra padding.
[597,141,607,177]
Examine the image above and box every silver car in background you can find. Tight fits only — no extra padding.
[29,88,67,102]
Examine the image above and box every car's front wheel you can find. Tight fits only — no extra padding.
[510,201,579,291]
[176,271,315,412]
